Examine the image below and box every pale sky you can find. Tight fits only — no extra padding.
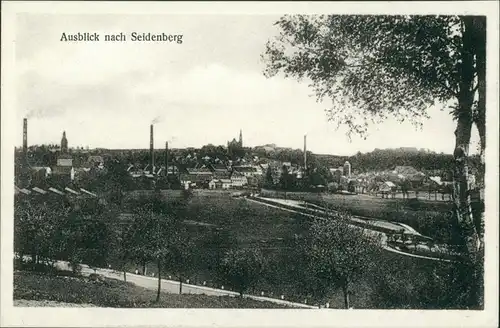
[15,14,480,156]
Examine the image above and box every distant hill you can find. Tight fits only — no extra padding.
[313,148,459,173]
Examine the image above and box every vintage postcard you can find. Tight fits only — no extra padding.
[1,1,499,327]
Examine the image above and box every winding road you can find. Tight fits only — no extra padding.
[245,196,456,263]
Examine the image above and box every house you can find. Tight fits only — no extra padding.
[208,179,217,189]
[379,181,397,193]
[56,153,73,167]
[184,167,214,188]
[167,165,180,175]
[151,165,180,177]
[186,167,212,175]
[213,170,231,179]
[429,176,443,186]
[51,165,75,183]
[232,166,258,178]
[408,172,426,188]
[211,164,231,179]
[253,165,263,175]
[180,174,192,186]
[220,179,232,189]
[230,171,248,188]
[209,179,226,189]
[180,173,213,188]
[128,164,144,178]
[211,163,228,171]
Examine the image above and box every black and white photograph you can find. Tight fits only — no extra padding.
[1,1,498,327]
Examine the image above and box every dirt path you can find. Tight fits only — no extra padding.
[52,261,316,309]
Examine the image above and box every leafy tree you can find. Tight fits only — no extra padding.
[306,213,382,308]
[219,248,265,297]
[371,250,483,309]
[400,179,412,199]
[200,229,237,273]
[264,166,274,189]
[55,202,113,273]
[14,196,71,269]
[262,14,485,258]
[124,193,192,301]
[100,159,134,197]
[165,229,195,295]
[327,181,339,193]
[279,165,292,192]
[107,226,131,282]
[307,166,329,188]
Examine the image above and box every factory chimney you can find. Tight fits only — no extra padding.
[303,134,307,171]
[23,118,28,154]
[150,124,154,172]
[165,141,169,174]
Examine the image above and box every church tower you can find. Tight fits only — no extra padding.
[61,131,68,154]
[239,129,243,147]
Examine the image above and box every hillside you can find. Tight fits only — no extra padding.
[14,270,292,308]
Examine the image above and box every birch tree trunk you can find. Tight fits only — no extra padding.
[452,16,480,256]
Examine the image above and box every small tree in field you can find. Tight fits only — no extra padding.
[265,166,274,189]
[219,248,265,297]
[125,192,192,302]
[307,214,382,308]
[164,227,195,295]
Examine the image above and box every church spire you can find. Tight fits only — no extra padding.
[61,131,68,153]
[239,129,243,147]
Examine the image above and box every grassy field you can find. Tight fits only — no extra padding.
[259,189,455,244]
[14,270,292,308]
[117,191,311,297]
[112,190,469,309]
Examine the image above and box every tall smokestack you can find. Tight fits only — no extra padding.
[165,141,169,173]
[303,134,307,171]
[23,118,28,154]
[150,124,154,171]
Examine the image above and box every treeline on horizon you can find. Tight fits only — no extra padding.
[16,143,481,174]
